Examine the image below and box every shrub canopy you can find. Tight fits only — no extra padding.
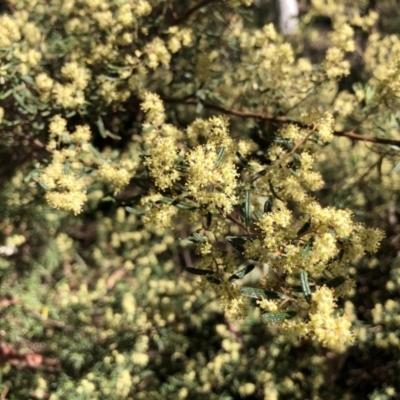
[1,0,400,399]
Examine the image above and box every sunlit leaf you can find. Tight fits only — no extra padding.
[228,264,255,282]
[261,311,297,323]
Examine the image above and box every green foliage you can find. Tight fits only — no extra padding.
[1,0,400,399]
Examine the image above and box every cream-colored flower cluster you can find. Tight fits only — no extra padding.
[309,286,354,352]
[280,286,354,353]
[97,163,134,194]
[39,116,94,214]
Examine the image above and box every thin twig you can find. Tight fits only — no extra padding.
[164,97,400,147]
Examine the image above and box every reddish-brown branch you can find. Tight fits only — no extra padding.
[164,97,400,147]
[0,342,60,372]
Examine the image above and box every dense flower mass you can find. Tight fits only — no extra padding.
[1,0,398,398]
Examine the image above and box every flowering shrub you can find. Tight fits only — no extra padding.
[1,0,400,398]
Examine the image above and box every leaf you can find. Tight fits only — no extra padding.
[253,210,263,220]
[239,286,284,300]
[261,311,297,323]
[226,235,254,252]
[323,276,346,289]
[192,232,206,243]
[101,196,116,202]
[297,219,311,236]
[228,264,255,282]
[38,181,49,190]
[21,75,35,85]
[0,89,13,100]
[392,160,400,175]
[124,206,145,215]
[142,125,154,133]
[196,101,204,114]
[268,181,284,202]
[244,190,251,227]
[105,131,122,140]
[264,198,273,213]
[157,197,199,210]
[214,147,226,167]
[250,169,267,183]
[300,270,312,303]
[206,276,221,285]
[301,236,315,259]
[206,212,212,229]
[290,285,316,293]
[175,166,189,173]
[185,267,215,276]
[96,116,106,138]
[13,89,37,114]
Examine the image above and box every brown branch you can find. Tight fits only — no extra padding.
[0,386,9,400]
[174,0,222,25]
[0,342,60,372]
[164,97,400,147]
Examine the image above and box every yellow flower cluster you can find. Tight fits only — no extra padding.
[39,116,96,214]
[308,286,354,352]
[145,37,171,70]
[185,144,238,213]
[167,26,193,54]
[323,47,350,79]
[140,91,166,127]
[0,14,21,47]
[316,112,334,143]
[142,204,178,231]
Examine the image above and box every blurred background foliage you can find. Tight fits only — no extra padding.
[1,0,400,399]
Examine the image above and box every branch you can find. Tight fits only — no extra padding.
[164,97,400,147]
[0,342,60,372]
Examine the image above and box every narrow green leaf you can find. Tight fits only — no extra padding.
[301,236,315,259]
[297,219,311,236]
[96,116,106,138]
[268,181,284,202]
[0,89,13,100]
[142,125,154,133]
[101,196,116,202]
[21,75,35,85]
[38,181,49,190]
[323,276,346,289]
[124,206,145,215]
[226,235,254,245]
[206,276,222,285]
[157,197,198,210]
[105,130,122,140]
[261,311,297,323]
[290,285,316,293]
[196,101,203,114]
[300,270,312,303]
[239,286,284,300]
[264,198,273,213]
[62,162,70,175]
[175,166,189,173]
[175,201,199,210]
[228,264,255,282]
[250,169,267,183]
[392,160,400,175]
[206,212,212,229]
[13,89,37,114]
[244,190,251,227]
[185,267,215,276]
[253,210,263,220]
[226,235,254,252]
[192,232,206,243]
[215,146,226,167]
